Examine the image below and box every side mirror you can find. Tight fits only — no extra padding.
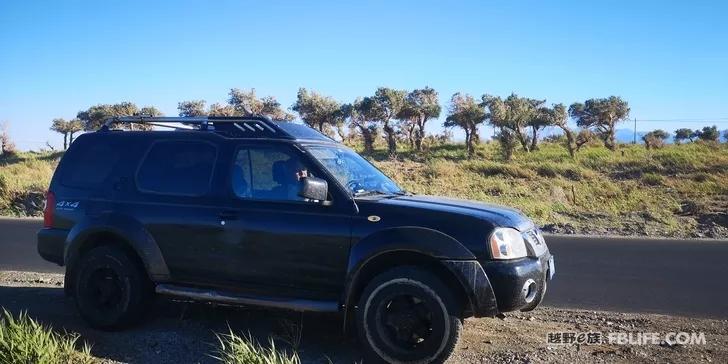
[299,177,328,202]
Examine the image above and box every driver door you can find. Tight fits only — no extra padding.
[219,143,354,299]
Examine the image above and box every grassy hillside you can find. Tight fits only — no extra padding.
[373,141,728,238]
[0,152,62,216]
[1,142,726,238]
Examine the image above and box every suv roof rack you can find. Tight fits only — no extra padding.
[100,116,295,140]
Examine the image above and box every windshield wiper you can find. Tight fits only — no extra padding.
[353,190,391,197]
[354,189,412,198]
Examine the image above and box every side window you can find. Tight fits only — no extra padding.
[61,138,121,188]
[137,141,217,196]
[231,147,312,201]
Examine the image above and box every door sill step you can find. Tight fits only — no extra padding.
[155,283,340,313]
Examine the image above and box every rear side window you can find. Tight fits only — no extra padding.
[61,138,121,188]
[136,141,217,196]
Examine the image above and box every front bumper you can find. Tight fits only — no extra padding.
[482,252,554,312]
[443,252,554,317]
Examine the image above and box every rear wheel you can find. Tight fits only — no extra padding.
[74,245,151,330]
[356,266,463,364]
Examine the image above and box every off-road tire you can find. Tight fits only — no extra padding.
[74,245,152,330]
[356,266,463,364]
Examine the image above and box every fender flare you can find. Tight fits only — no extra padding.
[341,227,478,328]
[64,213,170,282]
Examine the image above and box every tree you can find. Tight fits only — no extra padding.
[723,130,728,143]
[397,87,441,151]
[400,118,418,149]
[674,128,694,144]
[693,125,720,142]
[209,103,236,116]
[444,93,486,157]
[227,88,294,121]
[366,87,407,158]
[50,118,71,150]
[342,98,379,154]
[77,102,139,130]
[539,103,582,157]
[138,106,162,117]
[177,100,208,117]
[77,104,112,131]
[50,118,83,150]
[575,129,594,151]
[67,119,83,145]
[482,94,542,152]
[76,102,163,131]
[291,88,346,138]
[569,96,630,151]
[0,122,16,156]
[642,129,670,149]
[129,106,163,131]
[526,99,555,151]
[496,129,517,161]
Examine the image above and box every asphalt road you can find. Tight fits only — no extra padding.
[0,217,61,273]
[2,217,727,319]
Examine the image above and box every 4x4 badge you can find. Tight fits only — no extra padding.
[367,215,381,222]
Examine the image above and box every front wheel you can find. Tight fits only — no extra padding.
[356,266,463,364]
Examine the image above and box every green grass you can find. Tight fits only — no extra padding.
[372,141,728,237]
[0,309,95,364]
[212,328,300,364]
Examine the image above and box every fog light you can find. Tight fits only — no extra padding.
[523,279,537,303]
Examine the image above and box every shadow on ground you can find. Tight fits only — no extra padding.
[0,286,361,363]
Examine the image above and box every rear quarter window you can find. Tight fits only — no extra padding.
[60,137,121,188]
[136,140,217,196]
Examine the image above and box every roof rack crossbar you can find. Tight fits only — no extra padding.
[145,122,196,130]
[101,115,294,139]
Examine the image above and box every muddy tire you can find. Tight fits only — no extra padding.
[356,266,463,364]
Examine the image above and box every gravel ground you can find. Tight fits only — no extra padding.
[1,271,726,363]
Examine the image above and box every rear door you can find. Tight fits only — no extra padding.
[219,142,353,299]
[128,138,231,282]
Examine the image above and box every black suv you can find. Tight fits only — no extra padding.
[38,116,554,363]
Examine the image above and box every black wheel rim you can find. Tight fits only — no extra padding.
[85,268,123,311]
[377,293,434,351]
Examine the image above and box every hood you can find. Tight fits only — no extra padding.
[374,195,535,231]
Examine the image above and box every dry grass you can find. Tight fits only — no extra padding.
[0,152,62,216]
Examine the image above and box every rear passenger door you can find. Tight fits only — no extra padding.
[131,139,231,282]
[221,143,353,299]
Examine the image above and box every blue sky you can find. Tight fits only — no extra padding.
[1,0,727,150]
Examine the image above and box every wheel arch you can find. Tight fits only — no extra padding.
[341,227,478,331]
[64,214,170,290]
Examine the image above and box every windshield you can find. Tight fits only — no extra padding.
[306,145,404,196]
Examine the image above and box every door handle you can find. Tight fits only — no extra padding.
[113,177,129,191]
[218,211,238,221]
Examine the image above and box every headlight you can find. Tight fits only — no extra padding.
[489,227,528,260]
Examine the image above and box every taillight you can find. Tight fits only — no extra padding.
[43,191,55,228]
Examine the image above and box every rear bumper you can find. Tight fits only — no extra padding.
[37,228,67,266]
[443,253,554,317]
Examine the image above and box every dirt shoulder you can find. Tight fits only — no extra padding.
[1,271,726,363]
